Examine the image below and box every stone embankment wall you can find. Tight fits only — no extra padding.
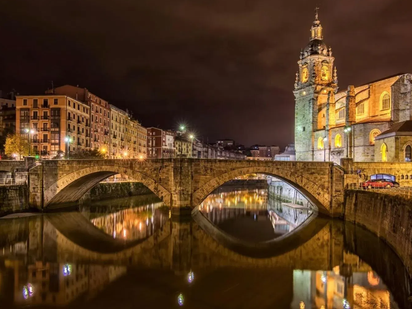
[344,190,412,274]
[80,182,153,203]
[0,185,29,216]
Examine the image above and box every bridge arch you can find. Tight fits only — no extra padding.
[192,165,336,215]
[43,165,171,208]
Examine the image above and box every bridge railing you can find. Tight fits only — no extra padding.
[346,182,412,199]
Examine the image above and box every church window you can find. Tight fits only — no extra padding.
[381,143,388,162]
[369,129,381,145]
[301,66,309,83]
[317,137,324,150]
[405,145,411,162]
[321,64,329,81]
[338,109,345,120]
[334,134,342,148]
[381,93,391,111]
[357,103,364,115]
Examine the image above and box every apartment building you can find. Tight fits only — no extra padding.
[16,95,90,158]
[147,128,175,159]
[47,85,111,154]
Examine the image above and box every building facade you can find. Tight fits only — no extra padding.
[48,85,111,154]
[294,11,412,163]
[16,95,90,158]
[147,127,175,159]
[0,98,16,137]
[137,124,147,159]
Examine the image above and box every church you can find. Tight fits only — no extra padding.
[294,10,412,163]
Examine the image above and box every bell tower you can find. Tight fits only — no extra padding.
[294,8,338,161]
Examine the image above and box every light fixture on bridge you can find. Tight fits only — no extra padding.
[189,134,194,140]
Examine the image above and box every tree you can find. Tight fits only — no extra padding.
[4,134,29,159]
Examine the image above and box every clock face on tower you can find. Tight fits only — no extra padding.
[321,65,329,81]
[301,67,309,83]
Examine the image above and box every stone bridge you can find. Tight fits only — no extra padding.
[24,159,345,217]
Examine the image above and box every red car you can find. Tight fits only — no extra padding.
[361,179,398,189]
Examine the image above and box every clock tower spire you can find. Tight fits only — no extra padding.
[294,8,338,161]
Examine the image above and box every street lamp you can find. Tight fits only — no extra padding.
[323,137,327,162]
[25,128,36,156]
[344,126,352,158]
[64,136,72,159]
[180,125,186,132]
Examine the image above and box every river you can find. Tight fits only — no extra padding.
[0,187,410,308]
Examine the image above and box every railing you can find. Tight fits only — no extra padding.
[347,183,412,199]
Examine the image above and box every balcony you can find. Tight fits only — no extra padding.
[41,128,49,132]
[41,116,49,120]
[31,116,39,120]
[41,104,49,108]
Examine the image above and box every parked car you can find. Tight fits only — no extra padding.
[361,179,397,189]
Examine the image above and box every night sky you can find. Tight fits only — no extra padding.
[1,0,411,148]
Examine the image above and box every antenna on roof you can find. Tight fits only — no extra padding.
[51,81,54,94]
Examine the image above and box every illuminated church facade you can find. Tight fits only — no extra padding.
[294,10,412,163]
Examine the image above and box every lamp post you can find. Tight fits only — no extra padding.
[323,137,327,162]
[64,136,72,159]
[24,128,36,156]
[344,126,352,158]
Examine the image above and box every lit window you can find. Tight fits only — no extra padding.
[338,109,345,120]
[334,134,342,148]
[317,137,324,150]
[381,93,391,110]
[381,143,388,162]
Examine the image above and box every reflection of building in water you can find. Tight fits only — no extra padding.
[268,178,313,208]
[292,253,399,309]
[0,260,126,306]
[199,189,269,224]
[89,202,165,240]
[268,200,313,228]
[200,189,268,210]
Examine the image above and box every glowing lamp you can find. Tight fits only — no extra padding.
[177,294,184,306]
[187,271,194,283]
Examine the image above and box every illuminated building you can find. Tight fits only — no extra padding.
[16,95,90,158]
[147,127,175,158]
[47,85,111,154]
[294,10,412,163]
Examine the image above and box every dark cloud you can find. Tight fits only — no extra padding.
[0,0,411,147]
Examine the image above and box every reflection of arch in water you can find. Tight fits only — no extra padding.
[192,209,327,259]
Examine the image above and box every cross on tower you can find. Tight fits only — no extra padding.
[315,7,319,20]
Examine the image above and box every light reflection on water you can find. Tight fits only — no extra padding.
[0,189,408,308]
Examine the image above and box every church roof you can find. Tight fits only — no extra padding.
[376,120,412,140]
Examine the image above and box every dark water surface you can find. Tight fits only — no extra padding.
[0,189,410,308]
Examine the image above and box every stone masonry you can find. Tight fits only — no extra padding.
[20,159,345,217]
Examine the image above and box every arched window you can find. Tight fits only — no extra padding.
[381,143,388,162]
[405,145,412,162]
[381,93,391,110]
[369,129,381,145]
[334,134,342,148]
[317,137,324,150]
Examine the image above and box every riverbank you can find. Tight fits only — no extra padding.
[344,190,412,275]
[0,185,29,216]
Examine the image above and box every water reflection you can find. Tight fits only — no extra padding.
[84,202,168,241]
[0,190,409,308]
[199,189,314,241]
